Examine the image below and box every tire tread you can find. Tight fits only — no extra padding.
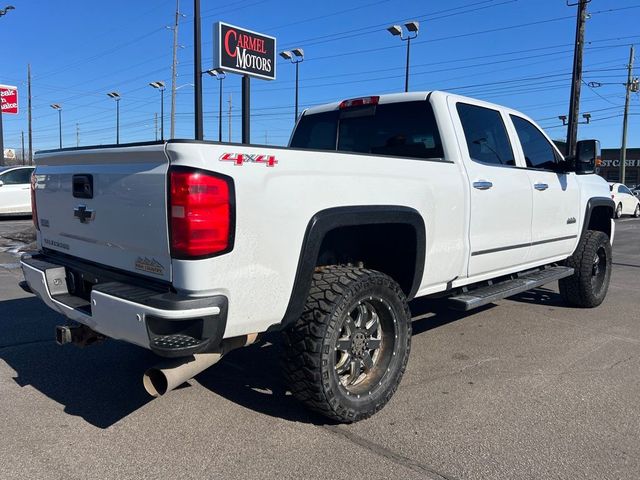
[282,266,411,422]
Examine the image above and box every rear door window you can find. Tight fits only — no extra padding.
[456,103,515,166]
[289,111,337,150]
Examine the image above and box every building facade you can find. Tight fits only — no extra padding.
[597,148,640,187]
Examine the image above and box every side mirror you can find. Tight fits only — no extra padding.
[574,139,601,174]
[0,180,4,187]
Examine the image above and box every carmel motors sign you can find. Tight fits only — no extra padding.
[214,22,276,80]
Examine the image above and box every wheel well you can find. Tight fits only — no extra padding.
[587,205,613,238]
[316,223,418,296]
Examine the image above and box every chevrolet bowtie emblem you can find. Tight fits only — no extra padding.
[74,205,95,223]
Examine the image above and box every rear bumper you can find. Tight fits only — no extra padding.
[21,254,228,358]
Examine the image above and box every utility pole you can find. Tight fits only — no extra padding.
[27,64,33,165]
[228,93,232,143]
[565,0,589,158]
[21,131,25,164]
[620,45,636,185]
[170,0,181,139]
[193,0,204,140]
[76,123,79,147]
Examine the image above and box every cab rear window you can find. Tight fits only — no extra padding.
[290,101,444,160]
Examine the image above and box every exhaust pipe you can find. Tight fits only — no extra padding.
[143,333,258,397]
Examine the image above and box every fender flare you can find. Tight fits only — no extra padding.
[279,205,426,329]
[581,196,615,238]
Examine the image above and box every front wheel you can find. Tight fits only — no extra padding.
[559,230,612,308]
[283,266,411,423]
[634,204,640,218]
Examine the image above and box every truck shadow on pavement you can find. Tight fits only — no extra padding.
[0,295,493,428]
[0,297,157,429]
[507,287,567,307]
[195,298,493,424]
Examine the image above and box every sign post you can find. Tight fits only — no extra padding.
[0,84,19,164]
[214,22,276,144]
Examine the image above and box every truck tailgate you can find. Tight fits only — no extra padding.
[33,144,172,282]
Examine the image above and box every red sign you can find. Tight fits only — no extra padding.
[0,84,18,115]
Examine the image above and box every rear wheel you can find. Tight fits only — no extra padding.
[559,230,612,308]
[615,203,623,218]
[283,266,411,423]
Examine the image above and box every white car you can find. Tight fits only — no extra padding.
[609,182,640,218]
[0,166,35,216]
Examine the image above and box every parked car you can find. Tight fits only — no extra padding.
[609,182,640,218]
[0,166,35,216]
[632,186,640,198]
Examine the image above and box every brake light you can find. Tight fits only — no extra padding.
[339,96,380,109]
[169,169,233,258]
[31,173,39,231]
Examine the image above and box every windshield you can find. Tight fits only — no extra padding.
[290,100,444,160]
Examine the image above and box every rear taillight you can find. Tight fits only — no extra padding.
[169,168,233,258]
[31,173,39,231]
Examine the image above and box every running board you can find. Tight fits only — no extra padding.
[448,266,574,311]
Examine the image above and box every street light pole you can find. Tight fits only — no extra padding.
[149,82,166,141]
[161,88,164,140]
[295,60,300,120]
[194,0,204,140]
[387,21,419,92]
[107,92,121,144]
[405,36,411,93]
[205,69,226,142]
[279,48,304,122]
[51,104,62,149]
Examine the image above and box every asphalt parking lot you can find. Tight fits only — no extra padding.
[0,218,638,480]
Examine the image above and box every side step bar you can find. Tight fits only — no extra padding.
[448,266,574,311]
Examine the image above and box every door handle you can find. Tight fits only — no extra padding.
[534,183,549,191]
[473,181,493,190]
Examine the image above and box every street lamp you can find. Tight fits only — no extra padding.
[0,5,15,17]
[50,104,62,149]
[107,92,121,144]
[387,21,419,92]
[149,81,166,141]
[205,69,226,142]
[280,48,304,122]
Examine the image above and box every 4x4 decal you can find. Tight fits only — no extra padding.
[220,152,278,167]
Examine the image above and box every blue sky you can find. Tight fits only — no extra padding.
[1,0,639,151]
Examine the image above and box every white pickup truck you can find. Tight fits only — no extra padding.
[21,91,614,422]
